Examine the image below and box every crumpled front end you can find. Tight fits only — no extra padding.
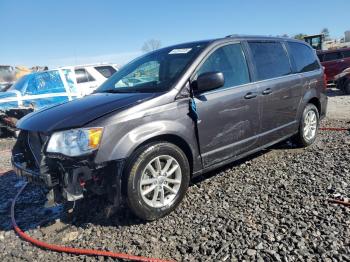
[12,130,123,207]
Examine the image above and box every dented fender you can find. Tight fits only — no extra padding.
[92,98,202,172]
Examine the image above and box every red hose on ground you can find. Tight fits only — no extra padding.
[0,149,12,154]
[11,182,174,262]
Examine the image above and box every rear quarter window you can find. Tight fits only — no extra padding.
[94,66,117,78]
[288,42,320,73]
[248,42,292,81]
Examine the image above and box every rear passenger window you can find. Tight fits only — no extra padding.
[288,42,320,73]
[75,69,95,83]
[94,66,117,78]
[197,43,250,89]
[248,42,291,81]
[323,52,342,62]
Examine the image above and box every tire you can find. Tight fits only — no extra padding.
[344,80,350,95]
[293,103,319,147]
[125,142,190,221]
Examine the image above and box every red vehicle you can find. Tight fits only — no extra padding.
[317,48,350,85]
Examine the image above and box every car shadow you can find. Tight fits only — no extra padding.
[191,139,295,185]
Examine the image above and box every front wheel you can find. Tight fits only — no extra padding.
[125,142,190,221]
[293,103,319,147]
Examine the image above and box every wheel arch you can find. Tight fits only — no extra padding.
[129,134,195,175]
[307,97,321,115]
[297,88,320,121]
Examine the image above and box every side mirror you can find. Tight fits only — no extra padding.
[195,72,224,92]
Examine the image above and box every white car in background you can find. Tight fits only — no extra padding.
[60,64,118,96]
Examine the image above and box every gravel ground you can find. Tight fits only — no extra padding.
[326,88,350,120]
[0,95,349,261]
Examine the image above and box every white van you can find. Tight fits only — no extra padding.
[60,64,118,96]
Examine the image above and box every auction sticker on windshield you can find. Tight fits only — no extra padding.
[169,48,192,54]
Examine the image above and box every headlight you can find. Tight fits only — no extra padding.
[46,127,103,157]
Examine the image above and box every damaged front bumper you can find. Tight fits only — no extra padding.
[12,130,125,207]
[12,154,54,186]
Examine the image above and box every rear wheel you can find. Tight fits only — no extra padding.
[344,80,350,95]
[125,142,190,221]
[293,104,319,147]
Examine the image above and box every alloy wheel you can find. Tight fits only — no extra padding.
[139,155,182,208]
[303,110,317,141]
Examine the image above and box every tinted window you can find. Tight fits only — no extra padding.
[197,43,250,89]
[248,42,291,81]
[25,71,65,95]
[94,66,117,78]
[323,52,342,62]
[317,54,324,62]
[288,42,320,73]
[75,68,95,83]
[341,50,350,58]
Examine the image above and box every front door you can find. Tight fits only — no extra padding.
[193,43,260,168]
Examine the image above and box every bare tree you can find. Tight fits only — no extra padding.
[321,28,330,40]
[142,39,161,53]
[293,33,308,40]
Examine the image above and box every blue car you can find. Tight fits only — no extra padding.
[0,69,80,135]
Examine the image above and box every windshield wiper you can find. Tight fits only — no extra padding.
[98,89,142,94]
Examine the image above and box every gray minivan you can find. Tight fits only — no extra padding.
[12,36,327,220]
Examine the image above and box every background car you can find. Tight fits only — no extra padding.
[334,67,350,94]
[0,68,80,136]
[0,65,16,92]
[317,48,350,85]
[60,64,118,96]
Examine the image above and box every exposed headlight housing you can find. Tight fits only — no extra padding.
[46,127,103,157]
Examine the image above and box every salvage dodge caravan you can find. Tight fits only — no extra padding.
[12,36,327,220]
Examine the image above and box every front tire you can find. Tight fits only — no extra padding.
[125,142,190,221]
[293,103,319,147]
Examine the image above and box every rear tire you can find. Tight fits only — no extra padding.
[293,104,319,147]
[344,80,350,95]
[125,142,190,221]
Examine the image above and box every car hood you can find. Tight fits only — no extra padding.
[18,92,157,132]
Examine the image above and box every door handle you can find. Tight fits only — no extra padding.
[262,88,272,95]
[244,92,257,99]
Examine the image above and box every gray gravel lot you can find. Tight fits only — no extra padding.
[0,93,349,261]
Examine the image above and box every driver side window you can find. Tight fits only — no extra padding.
[197,43,250,89]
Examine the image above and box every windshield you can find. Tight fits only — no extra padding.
[96,42,208,93]
[9,74,31,92]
